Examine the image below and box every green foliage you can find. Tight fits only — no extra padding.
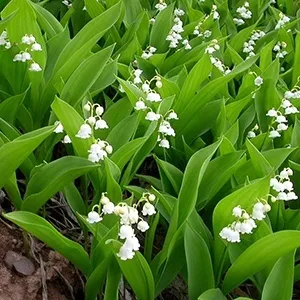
[0,0,300,299]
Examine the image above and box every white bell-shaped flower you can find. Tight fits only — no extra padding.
[287,192,298,200]
[76,124,92,139]
[146,92,161,102]
[96,106,104,116]
[29,62,42,72]
[119,225,135,239]
[102,202,115,214]
[269,130,281,138]
[167,112,179,120]
[135,100,147,110]
[54,121,64,133]
[232,206,242,218]
[137,220,149,232]
[88,152,99,163]
[95,119,108,130]
[277,192,288,201]
[117,244,135,260]
[124,236,140,251]
[266,108,278,117]
[283,180,293,191]
[62,135,72,144]
[105,144,113,154]
[21,52,31,62]
[142,202,156,216]
[87,211,102,224]
[31,43,42,51]
[145,111,161,121]
[159,139,170,148]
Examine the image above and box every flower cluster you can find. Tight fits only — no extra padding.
[157,112,178,148]
[210,57,231,75]
[275,12,290,30]
[166,8,191,50]
[254,76,263,87]
[211,5,220,20]
[87,192,157,260]
[130,68,179,149]
[205,40,231,75]
[141,46,157,60]
[62,0,72,8]
[53,121,72,144]
[273,41,288,59]
[270,168,298,201]
[155,0,167,11]
[266,89,299,138]
[247,124,259,138]
[220,201,271,243]
[205,39,220,54]
[13,34,42,72]
[243,30,265,58]
[193,26,211,39]
[233,2,252,26]
[132,69,163,108]
[0,31,11,49]
[75,102,112,162]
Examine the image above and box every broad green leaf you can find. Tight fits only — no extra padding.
[110,137,147,170]
[262,251,295,300]
[213,176,271,279]
[109,240,155,300]
[198,288,227,300]
[22,156,98,213]
[185,224,215,300]
[85,255,111,300]
[51,97,92,158]
[155,156,183,195]
[176,56,259,138]
[4,211,91,276]
[0,88,28,123]
[60,45,114,106]
[31,2,63,38]
[63,183,86,215]
[197,151,246,208]
[222,231,300,294]
[0,126,54,189]
[149,3,175,51]
[246,139,273,177]
[178,140,221,226]
[175,54,212,113]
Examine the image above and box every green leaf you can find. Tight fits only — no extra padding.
[213,176,271,280]
[197,151,246,208]
[246,139,273,177]
[222,231,300,294]
[198,288,227,300]
[60,45,114,106]
[109,240,155,300]
[185,224,215,300]
[4,211,91,276]
[175,54,212,113]
[110,137,147,171]
[22,156,98,213]
[149,3,174,51]
[178,140,221,226]
[0,126,54,189]
[0,88,28,123]
[51,97,92,158]
[262,251,295,300]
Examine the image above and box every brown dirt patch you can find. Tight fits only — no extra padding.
[0,219,83,300]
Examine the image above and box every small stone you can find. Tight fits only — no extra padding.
[4,250,23,269]
[13,258,35,276]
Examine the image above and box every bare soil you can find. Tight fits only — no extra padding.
[0,219,83,300]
